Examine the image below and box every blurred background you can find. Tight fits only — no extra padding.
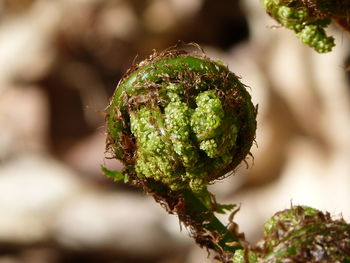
[0,0,350,262]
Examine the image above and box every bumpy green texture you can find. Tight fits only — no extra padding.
[262,0,335,52]
[233,206,350,263]
[106,51,257,196]
[232,249,258,263]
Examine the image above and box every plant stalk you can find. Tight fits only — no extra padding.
[146,180,242,255]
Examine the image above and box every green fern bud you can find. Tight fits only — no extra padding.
[262,0,336,52]
[105,49,257,194]
[259,206,350,262]
[233,206,350,263]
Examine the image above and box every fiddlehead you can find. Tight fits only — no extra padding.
[233,206,350,262]
[104,47,257,261]
[261,0,350,52]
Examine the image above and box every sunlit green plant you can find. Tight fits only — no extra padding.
[103,47,257,260]
[103,47,350,263]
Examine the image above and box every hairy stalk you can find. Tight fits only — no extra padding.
[147,180,242,254]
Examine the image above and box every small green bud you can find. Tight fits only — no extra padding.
[297,24,335,53]
[262,0,335,52]
[106,49,257,194]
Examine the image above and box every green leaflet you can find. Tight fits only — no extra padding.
[101,166,129,183]
[215,203,237,214]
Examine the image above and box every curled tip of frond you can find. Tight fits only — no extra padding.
[233,205,350,262]
[105,46,257,194]
[262,0,341,52]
